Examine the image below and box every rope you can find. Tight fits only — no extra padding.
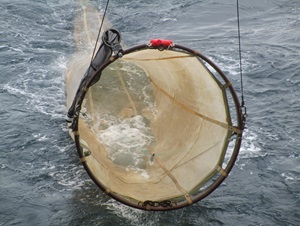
[236,0,245,107]
[90,0,110,63]
[82,0,110,123]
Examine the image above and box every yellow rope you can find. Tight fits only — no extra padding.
[148,76,242,134]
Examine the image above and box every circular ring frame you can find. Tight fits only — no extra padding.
[72,43,244,211]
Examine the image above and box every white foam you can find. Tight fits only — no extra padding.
[48,163,87,191]
[160,17,177,22]
[3,55,67,119]
[99,115,154,168]
[281,173,299,181]
[104,199,149,225]
[10,47,24,53]
[239,128,262,157]
[33,133,49,141]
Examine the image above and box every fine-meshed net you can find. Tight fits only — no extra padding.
[66,4,243,210]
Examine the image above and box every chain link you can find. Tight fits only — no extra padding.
[140,200,174,208]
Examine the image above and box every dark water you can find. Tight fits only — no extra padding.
[1,0,299,225]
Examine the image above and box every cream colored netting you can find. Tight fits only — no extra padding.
[67,49,232,202]
[66,3,237,205]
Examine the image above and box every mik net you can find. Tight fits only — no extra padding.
[66,46,243,210]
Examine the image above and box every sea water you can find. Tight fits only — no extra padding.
[0,0,299,225]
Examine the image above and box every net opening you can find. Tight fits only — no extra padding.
[67,42,244,211]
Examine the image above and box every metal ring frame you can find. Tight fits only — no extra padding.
[71,43,244,211]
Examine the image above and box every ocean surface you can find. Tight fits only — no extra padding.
[1,0,299,225]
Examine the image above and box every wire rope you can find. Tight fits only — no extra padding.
[91,0,110,60]
[236,0,245,107]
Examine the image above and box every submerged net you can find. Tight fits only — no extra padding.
[66,41,244,210]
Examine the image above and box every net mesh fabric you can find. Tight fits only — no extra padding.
[67,49,232,202]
